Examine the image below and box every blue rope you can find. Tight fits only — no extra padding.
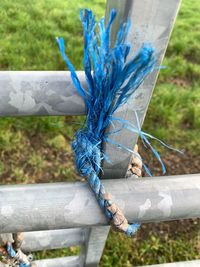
[7,243,31,267]
[57,9,158,236]
[7,243,16,258]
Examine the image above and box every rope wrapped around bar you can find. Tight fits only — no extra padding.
[0,233,34,267]
[57,9,156,236]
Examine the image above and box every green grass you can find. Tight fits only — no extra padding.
[0,0,200,266]
[102,221,200,267]
[0,0,105,70]
[143,0,200,153]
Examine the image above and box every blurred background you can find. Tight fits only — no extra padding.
[0,0,199,266]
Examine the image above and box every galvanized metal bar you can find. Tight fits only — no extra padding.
[21,229,84,252]
[138,260,200,267]
[0,71,86,117]
[33,256,81,267]
[103,0,182,179]
[84,226,110,267]
[0,174,200,233]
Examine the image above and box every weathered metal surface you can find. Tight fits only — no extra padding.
[0,233,14,245]
[103,0,182,179]
[0,71,85,116]
[33,256,81,267]
[21,229,84,252]
[84,226,110,267]
[0,174,200,233]
[138,260,200,267]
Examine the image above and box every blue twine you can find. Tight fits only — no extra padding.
[7,243,31,267]
[7,243,16,258]
[57,9,165,236]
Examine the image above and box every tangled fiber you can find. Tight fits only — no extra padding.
[57,9,158,236]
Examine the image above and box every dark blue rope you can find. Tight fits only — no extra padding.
[57,9,157,236]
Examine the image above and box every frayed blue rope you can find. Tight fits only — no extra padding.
[7,243,16,258]
[7,243,31,267]
[57,9,159,236]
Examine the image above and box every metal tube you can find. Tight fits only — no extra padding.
[0,174,200,233]
[0,71,86,117]
[84,226,110,267]
[33,256,80,267]
[21,229,84,252]
[103,0,182,179]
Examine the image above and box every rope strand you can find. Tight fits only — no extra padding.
[57,8,157,236]
[0,9,161,245]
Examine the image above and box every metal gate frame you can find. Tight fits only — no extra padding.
[1,1,199,266]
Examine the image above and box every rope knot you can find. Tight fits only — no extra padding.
[72,130,101,176]
[57,8,157,237]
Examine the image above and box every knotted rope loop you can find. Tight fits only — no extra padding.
[57,8,159,236]
[72,129,141,236]
[0,233,34,267]
[72,130,101,176]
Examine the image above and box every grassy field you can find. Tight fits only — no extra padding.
[0,0,200,266]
